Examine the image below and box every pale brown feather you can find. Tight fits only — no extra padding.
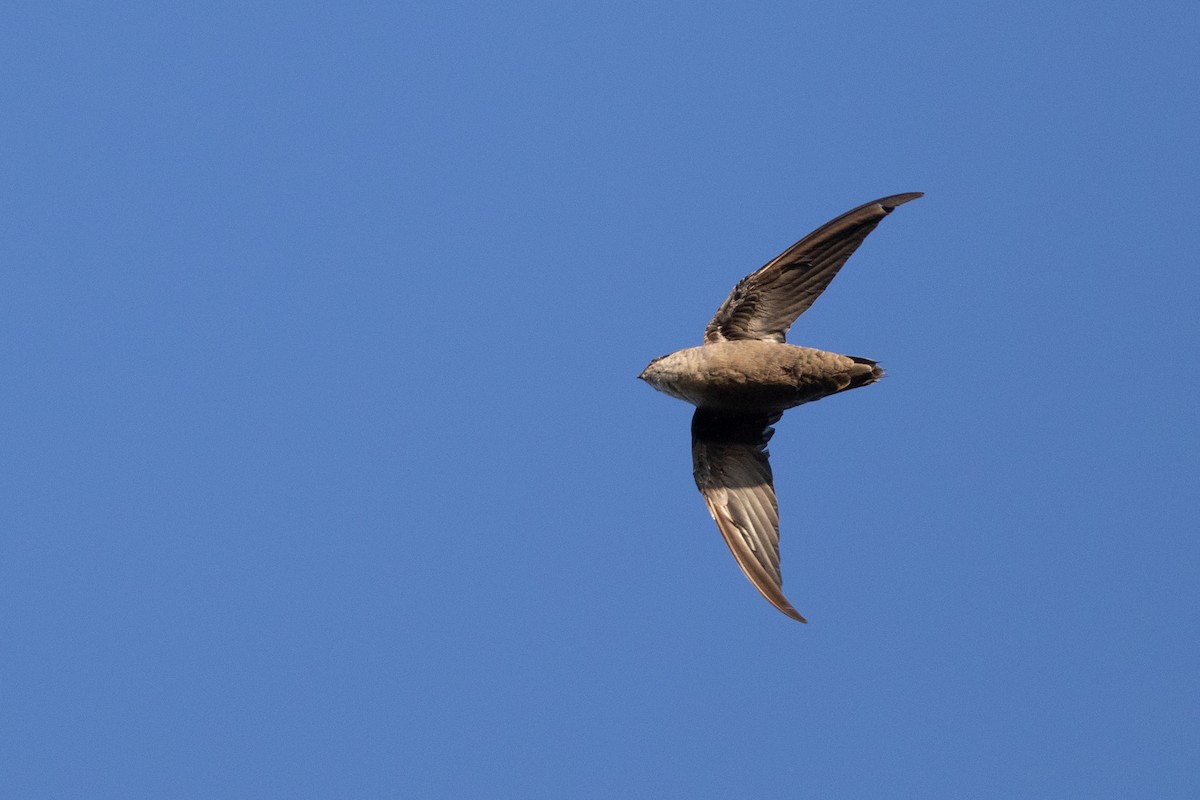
[691,409,806,622]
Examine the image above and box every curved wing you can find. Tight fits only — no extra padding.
[691,408,805,622]
[704,192,923,344]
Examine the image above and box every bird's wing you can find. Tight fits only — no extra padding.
[691,408,805,622]
[704,192,923,344]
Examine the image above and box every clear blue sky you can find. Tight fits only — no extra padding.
[3,2,1198,797]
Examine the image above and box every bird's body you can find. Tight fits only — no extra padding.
[639,192,922,622]
[640,340,883,413]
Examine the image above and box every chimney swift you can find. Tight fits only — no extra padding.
[639,193,922,622]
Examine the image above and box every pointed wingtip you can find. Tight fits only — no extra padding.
[762,583,807,623]
[778,602,808,624]
[879,192,924,211]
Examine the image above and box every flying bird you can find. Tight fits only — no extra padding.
[639,193,922,622]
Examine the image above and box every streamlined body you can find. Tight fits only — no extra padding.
[639,193,921,622]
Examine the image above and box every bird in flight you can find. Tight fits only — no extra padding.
[639,193,922,622]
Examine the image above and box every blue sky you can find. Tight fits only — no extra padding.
[3,1,1198,797]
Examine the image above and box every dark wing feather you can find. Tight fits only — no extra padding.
[704,192,922,343]
[691,408,805,622]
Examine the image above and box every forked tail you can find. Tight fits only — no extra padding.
[844,356,885,391]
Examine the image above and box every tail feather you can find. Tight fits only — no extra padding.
[845,356,884,390]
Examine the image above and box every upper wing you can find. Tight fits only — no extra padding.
[691,408,805,622]
[704,192,923,344]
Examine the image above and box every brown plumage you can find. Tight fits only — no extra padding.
[639,193,921,622]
